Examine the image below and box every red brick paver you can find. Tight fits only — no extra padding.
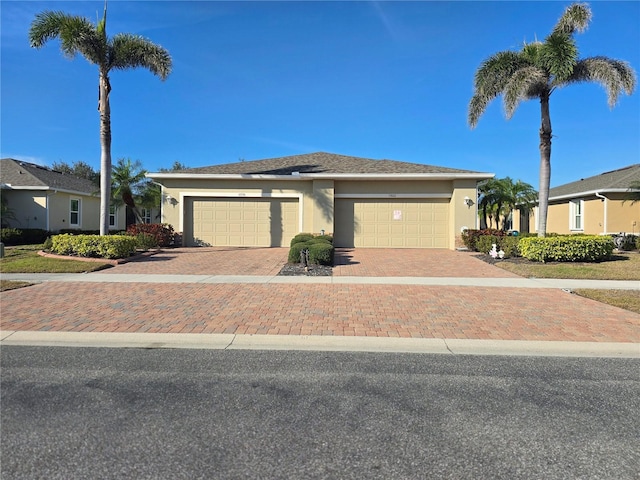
[333,249,520,278]
[2,282,639,342]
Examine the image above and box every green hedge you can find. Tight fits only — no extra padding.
[0,228,50,245]
[288,241,311,263]
[290,233,315,246]
[50,234,138,259]
[518,236,614,262]
[308,242,334,265]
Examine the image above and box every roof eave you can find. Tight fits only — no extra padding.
[548,188,633,201]
[147,172,495,181]
[1,185,98,196]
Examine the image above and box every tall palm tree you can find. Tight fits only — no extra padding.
[29,2,172,235]
[468,2,636,236]
[111,158,147,225]
[478,177,537,230]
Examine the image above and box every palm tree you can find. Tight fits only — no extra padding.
[111,158,148,225]
[468,2,636,237]
[29,2,172,235]
[478,177,537,230]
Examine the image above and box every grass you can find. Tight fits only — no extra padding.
[0,244,111,274]
[493,252,640,281]
[0,280,33,292]
[573,289,640,315]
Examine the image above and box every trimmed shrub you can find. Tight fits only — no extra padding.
[288,241,312,263]
[499,236,520,258]
[0,228,50,245]
[135,233,158,250]
[636,236,640,251]
[461,229,506,252]
[518,236,614,262]
[308,242,334,265]
[315,234,334,244]
[290,233,315,246]
[475,235,500,254]
[126,223,174,247]
[42,236,53,251]
[614,234,637,251]
[50,234,138,259]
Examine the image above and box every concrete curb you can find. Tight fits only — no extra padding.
[1,331,638,358]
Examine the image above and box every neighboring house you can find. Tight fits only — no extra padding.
[0,158,128,232]
[514,164,640,235]
[148,152,493,249]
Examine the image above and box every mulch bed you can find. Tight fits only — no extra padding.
[277,263,333,276]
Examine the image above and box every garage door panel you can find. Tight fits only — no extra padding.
[189,197,299,247]
[335,198,449,248]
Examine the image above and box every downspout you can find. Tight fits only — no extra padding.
[45,190,57,232]
[595,192,607,234]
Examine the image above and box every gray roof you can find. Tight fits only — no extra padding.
[0,158,98,195]
[163,152,484,175]
[549,164,640,199]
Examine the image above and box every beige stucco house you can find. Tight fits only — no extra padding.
[514,164,640,235]
[148,152,494,249]
[0,158,157,232]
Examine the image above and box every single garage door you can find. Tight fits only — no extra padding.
[334,198,449,248]
[188,197,299,247]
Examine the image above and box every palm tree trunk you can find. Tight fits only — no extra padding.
[99,71,112,236]
[538,94,552,237]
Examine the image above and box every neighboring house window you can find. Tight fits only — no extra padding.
[570,199,583,231]
[109,205,117,228]
[141,208,152,224]
[70,198,80,226]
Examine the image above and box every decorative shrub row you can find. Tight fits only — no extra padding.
[518,236,614,262]
[461,229,507,252]
[50,234,138,259]
[126,223,174,247]
[0,228,50,245]
[288,233,334,265]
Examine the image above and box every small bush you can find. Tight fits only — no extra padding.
[461,229,506,252]
[42,236,53,251]
[315,234,334,244]
[290,233,315,246]
[135,233,158,250]
[51,234,138,259]
[499,236,520,258]
[475,235,500,254]
[519,236,614,262]
[636,236,640,251]
[308,242,334,265]
[126,223,174,247]
[288,241,311,263]
[614,234,637,251]
[0,228,50,245]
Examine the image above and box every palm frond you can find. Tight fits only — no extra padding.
[503,66,548,119]
[29,11,105,65]
[566,57,638,107]
[109,34,172,80]
[540,32,578,81]
[552,2,592,36]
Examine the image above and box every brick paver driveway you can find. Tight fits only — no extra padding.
[2,247,639,343]
[99,247,518,278]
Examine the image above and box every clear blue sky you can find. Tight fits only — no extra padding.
[1,1,638,189]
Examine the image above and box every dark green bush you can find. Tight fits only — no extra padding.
[290,233,315,246]
[636,236,640,251]
[308,242,334,265]
[50,234,138,259]
[288,241,312,263]
[461,229,506,251]
[135,233,158,250]
[614,234,637,251]
[499,236,520,258]
[475,235,500,254]
[518,236,614,262]
[315,234,334,244]
[42,236,53,251]
[0,228,50,245]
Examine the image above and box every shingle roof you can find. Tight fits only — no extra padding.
[165,152,484,175]
[549,164,640,199]
[0,158,98,195]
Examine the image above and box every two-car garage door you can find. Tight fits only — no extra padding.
[187,197,299,247]
[334,198,449,248]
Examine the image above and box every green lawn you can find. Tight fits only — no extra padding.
[0,280,33,292]
[492,252,640,281]
[0,244,111,274]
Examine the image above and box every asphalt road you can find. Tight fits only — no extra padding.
[1,347,639,479]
